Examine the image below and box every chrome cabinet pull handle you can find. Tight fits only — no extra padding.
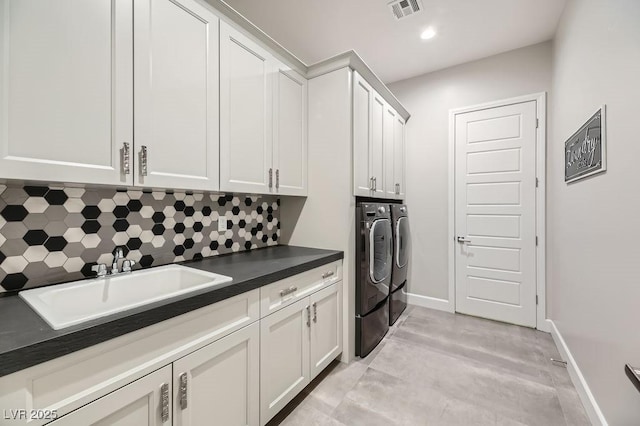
[369,177,374,191]
[276,169,280,189]
[313,302,317,323]
[322,271,334,279]
[279,286,297,297]
[160,383,170,422]
[122,142,131,175]
[179,372,188,410]
[269,168,273,188]
[373,177,377,191]
[141,145,148,177]
[306,305,311,327]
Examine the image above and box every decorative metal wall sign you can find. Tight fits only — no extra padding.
[565,106,607,183]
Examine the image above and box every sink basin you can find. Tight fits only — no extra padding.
[19,265,233,330]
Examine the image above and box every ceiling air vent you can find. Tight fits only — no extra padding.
[388,0,423,20]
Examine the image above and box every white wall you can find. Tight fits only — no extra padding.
[388,42,553,303]
[280,67,357,362]
[549,1,640,424]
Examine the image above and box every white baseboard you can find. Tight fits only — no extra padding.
[406,292,454,313]
[547,319,607,426]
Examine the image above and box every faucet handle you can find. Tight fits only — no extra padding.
[91,263,108,277]
[122,259,136,273]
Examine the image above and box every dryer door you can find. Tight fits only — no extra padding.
[370,218,392,285]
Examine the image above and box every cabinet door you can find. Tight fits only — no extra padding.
[273,63,307,196]
[383,105,397,199]
[371,92,386,198]
[133,0,219,191]
[260,298,310,425]
[394,116,406,198]
[220,22,273,194]
[49,366,171,426]
[0,0,133,186]
[309,283,343,378]
[353,72,373,197]
[173,322,259,426]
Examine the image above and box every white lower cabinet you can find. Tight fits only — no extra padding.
[260,282,342,425]
[49,365,172,426]
[0,267,342,426]
[309,284,343,378]
[173,322,260,426]
[260,298,311,424]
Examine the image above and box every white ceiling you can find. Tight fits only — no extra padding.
[223,0,566,83]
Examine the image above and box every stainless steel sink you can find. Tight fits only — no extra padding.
[19,265,233,330]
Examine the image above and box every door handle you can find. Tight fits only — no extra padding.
[140,145,148,177]
[160,383,170,422]
[122,142,131,175]
[269,168,273,189]
[179,372,188,410]
[457,236,472,244]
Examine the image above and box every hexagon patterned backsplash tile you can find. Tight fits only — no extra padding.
[0,184,280,292]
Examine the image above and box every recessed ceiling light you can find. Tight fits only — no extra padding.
[420,27,436,40]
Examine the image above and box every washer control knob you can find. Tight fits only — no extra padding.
[378,206,386,214]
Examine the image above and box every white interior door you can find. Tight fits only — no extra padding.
[0,0,133,186]
[454,101,537,327]
[134,0,219,191]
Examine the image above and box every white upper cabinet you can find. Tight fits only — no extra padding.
[384,106,406,199]
[393,115,406,198]
[0,0,133,186]
[220,24,308,197]
[134,0,220,191]
[353,72,373,197]
[383,105,397,198]
[353,71,406,199]
[370,92,386,198]
[273,63,308,196]
[220,22,274,194]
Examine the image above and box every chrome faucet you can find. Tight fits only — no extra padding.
[111,247,124,275]
[91,247,137,278]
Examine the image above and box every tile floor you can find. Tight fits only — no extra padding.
[267,305,590,426]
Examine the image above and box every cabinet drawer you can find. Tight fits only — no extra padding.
[260,261,342,318]
[0,289,259,426]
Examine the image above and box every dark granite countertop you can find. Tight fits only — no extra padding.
[0,245,343,377]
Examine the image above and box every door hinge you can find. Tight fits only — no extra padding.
[536,118,539,128]
[536,236,538,246]
[536,295,539,305]
[536,178,539,188]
